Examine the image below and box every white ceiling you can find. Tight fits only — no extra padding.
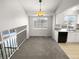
[18,0,62,15]
[18,0,79,15]
[56,0,79,14]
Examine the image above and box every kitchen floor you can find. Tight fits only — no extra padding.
[59,43,79,59]
[10,37,69,59]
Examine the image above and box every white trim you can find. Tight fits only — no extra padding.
[17,29,26,35]
[17,38,26,49]
[0,26,27,59]
[9,38,26,59]
[32,28,48,29]
[9,29,27,59]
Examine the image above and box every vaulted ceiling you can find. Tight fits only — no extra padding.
[56,0,79,14]
[18,0,79,15]
[19,0,61,12]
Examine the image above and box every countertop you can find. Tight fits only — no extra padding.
[55,29,79,32]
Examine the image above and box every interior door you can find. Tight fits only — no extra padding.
[29,16,52,36]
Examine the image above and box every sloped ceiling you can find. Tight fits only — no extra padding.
[18,0,79,15]
[18,0,62,15]
[56,0,79,14]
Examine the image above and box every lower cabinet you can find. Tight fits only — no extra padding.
[54,31,79,43]
[67,32,79,42]
[54,31,68,43]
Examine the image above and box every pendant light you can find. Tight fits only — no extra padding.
[35,0,46,16]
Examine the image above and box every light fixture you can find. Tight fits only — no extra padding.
[35,0,46,16]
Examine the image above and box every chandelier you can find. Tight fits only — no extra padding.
[35,0,46,16]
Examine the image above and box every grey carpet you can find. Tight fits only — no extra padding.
[0,49,2,59]
[11,37,69,59]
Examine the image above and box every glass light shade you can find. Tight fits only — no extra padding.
[35,11,46,16]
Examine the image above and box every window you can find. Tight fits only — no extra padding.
[64,15,77,30]
[64,15,77,25]
[33,17,48,29]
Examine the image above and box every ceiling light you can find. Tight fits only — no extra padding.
[35,0,46,16]
[35,11,46,16]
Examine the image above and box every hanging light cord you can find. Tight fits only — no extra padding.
[39,0,42,11]
[40,2,41,11]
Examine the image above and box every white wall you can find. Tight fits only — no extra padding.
[52,15,55,39]
[0,0,29,38]
[56,8,77,25]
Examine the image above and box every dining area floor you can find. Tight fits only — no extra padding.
[10,37,69,59]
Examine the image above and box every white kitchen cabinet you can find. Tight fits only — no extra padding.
[67,32,76,42]
[67,32,79,42]
[54,31,58,42]
[54,30,79,43]
[75,33,79,42]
